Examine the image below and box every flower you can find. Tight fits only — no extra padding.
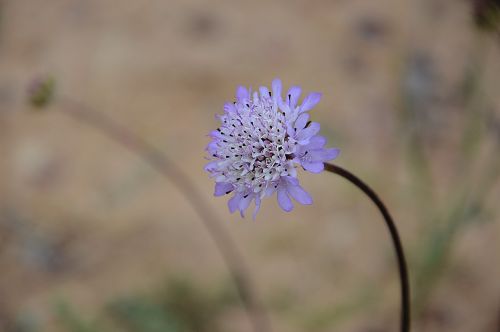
[205,79,339,218]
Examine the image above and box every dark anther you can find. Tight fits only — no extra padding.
[305,121,312,128]
[269,91,272,97]
[225,191,232,195]
[223,140,228,143]
[243,194,249,198]
[246,104,250,107]
[278,146,283,151]
[288,94,291,100]
[236,178,241,181]
[217,128,221,132]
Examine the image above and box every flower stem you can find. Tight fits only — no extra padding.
[56,97,272,332]
[324,163,410,332]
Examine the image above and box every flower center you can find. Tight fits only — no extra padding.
[214,96,297,195]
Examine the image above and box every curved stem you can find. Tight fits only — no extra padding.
[56,97,272,332]
[324,163,410,332]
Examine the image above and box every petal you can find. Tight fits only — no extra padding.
[296,122,321,142]
[300,92,322,113]
[283,176,299,186]
[277,187,294,212]
[206,141,218,155]
[214,182,234,196]
[286,86,301,108]
[252,196,261,220]
[239,193,253,217]
[259,86,270,98]
[308,148,340,162]
[236,86,249,102]
[228,194,242,213]
[265,185,277,197]
[204,161,219,172]
[224,102,237,114]
[302,161,325,173]
[286,184,313,205]
[209,130,223,139]
[272,78,282,101]
[294,113,310,131]
[306,135,327,149]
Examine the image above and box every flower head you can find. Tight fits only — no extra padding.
[205,79,339,218]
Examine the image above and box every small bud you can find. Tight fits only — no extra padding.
[27,76,56,109]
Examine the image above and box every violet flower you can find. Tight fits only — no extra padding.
[205,79,339,217]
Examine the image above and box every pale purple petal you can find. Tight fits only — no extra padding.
[236,86,249,102]
[296,122,320,142]
[306,135,327,149]
[214,182,234,196]
[224,102,237,114]
[204,161,218,172]
[238,194,253,217]
[287,184,313,205]
[265,185,277,197]
[308,148,340,162]
[277,188,293,212]
[300,92,321,113]
[302,161,325,173]
[287,86,301,108]
[206,141,218,155]
[252,196,261,220]
[294,113,310,131]
[272,78,282,101]
[283,176,299,186]
[259,86,270,98]
[209,130,223,139]
[228,194,242,213]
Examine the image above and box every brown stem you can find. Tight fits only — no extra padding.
[324,163,410,332]
[56,97,271,332]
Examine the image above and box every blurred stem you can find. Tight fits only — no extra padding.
[55,97,271,332]
[324,163,410,332]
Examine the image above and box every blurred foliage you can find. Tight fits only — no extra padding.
[399,41,500,320]
[298,285,379,331]
[472,0,500,31]
[53,277,238,332]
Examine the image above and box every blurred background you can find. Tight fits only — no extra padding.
[1,0,500,331]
